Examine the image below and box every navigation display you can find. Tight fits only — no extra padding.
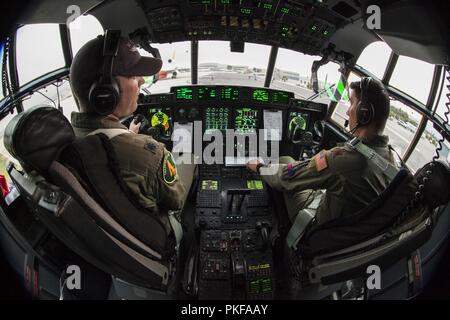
[220,87,239,101]
[198,87,218,100]
[235,108,259,134]
[288,111,309,133]
[149,107,171,136]
[175,87,194,100]
[252,89,269,103]
[205,107,229,132]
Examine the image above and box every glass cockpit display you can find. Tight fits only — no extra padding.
[235,108,259,134]
[205,107,229,132]
[287,111,309,135]
[252,89,269,103]
[149,107,171,136]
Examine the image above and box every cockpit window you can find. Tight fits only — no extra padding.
[139,41,192,94]
[198,40,270,87]
[356,41,392,79]
[389,55,434,105]
[68,14,104,56]
[16,24,66,86]
[407,121,448,172]
[0,109,20,182]
[0,41,4,101]
[331,71,361,127]
[388,98,422,159]
[273,47,341,102]
[21,79,77,120]
[434,77,449,120]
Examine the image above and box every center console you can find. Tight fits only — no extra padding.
[196,165,274,299]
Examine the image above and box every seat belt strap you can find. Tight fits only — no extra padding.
[88,127,183,247]
[168,211,183,249]
[346,137,399,181]
[286,195,321,250]
[87,128,131,140]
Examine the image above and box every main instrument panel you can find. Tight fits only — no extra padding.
[138,85,327,146]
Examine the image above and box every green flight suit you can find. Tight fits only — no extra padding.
[71,112,190,234]
[261,135,396,225]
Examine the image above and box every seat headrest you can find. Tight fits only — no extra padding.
[415,160,450,208]
[3,105,75,175]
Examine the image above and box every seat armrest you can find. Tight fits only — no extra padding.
[308,218,432,285]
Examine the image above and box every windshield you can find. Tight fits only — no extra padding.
[141,40,342,99]
[139,41,192,94]
[273,48,341,103]
[198,40,270,87]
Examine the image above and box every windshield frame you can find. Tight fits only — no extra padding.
[1,25,448,162]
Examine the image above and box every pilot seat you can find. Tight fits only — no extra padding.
[282,156,450,299]
[3,105,182,299]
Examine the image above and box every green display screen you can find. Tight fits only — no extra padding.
[176,87,193,100]
[288,111,309,132]
[271,91,290,104]
[198,87,217,100]
[235,108,258,134]
[220,87,239,101]
[201,180,218,190]
[247,180,264,190]
[205,107,229,132]
[252,89,269,102]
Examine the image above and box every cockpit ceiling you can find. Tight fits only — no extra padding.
[10,0,450,66]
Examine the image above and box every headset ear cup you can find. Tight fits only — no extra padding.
[88,79,120,115]
[357,101,374,126]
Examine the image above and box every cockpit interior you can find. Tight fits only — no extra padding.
[0,0,449,300]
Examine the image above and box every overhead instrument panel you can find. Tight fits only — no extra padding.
[136,0,355,55]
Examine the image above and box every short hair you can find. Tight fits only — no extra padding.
[349,79,390,130]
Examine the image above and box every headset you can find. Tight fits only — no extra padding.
[88,30,122,115]
[356,77,375,127]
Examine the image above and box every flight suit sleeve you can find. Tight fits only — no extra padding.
[260,150,337,193]
[155,148,186,211]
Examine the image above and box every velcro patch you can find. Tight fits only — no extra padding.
[163,152,177,184]
[145,142,157,154]
[315,151,328,172]
[283,160,309,179]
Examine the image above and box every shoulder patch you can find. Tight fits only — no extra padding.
[314,151,328,172]
[163,152,178,184]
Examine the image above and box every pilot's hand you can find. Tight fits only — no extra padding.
[246,159,262,173]
[129,120,141,134]
[130,114,145,133]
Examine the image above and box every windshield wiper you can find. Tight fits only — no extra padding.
[306,83,336,101]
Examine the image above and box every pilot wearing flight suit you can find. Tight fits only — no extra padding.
[69,34,193,234]
[247,78,396,226]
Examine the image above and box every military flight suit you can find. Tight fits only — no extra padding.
[71,112,188,234]
[260,135,396,225]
